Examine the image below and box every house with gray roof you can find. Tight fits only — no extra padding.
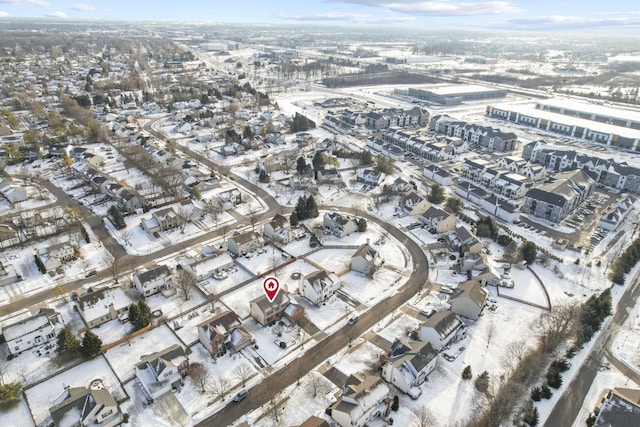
[323,212,359,238]
[133,264,173,297]
[522,169,595,223]
[419,311,465,351]
[420,206,456,234]
[381,338,438,399]
[592,387,640,427]
[300,270,340,305]
[351,243,384,276]
[198,310,253,357]
[77,286,132,328]
[2,308,62,356]
[228,231,263,256]
[135,344,189,399]
[330,373,392,427]
[250,292,291,326]
[48,386,123,427]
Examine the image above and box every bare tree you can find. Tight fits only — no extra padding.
[268,255,281,276]
[211,377,230,401]
[500,340,527,374]
[119,229,133,246]
[306,373,325,398]
[233,364,252,388]
[412,406,436,427]
[0,357,8,386]
[352,203,365,218]
[486,319,495,348]
[248,208,259,232]
[80,258,90,277]
[175,269,197,301]
[536,302,577,353]
[102,254,119,284]
[346,324,358,347]
[188,362,209,393]
[263,376,282,424]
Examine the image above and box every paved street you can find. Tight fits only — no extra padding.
[544,268,640,427]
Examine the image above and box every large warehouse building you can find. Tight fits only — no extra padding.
[408,85,507,105]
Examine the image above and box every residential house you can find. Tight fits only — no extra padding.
[357,169,382,187]
[392,177,414,194]
[37,242,75,271]
[198,310,253,357]
[77,287,132,328]
[300,270,340,306]
[296,416,330,427]
[419,311,465,351]
[450,280,489,320]
[323,212,359,238]
[454,226,483,254]
[316,168,343,185]
[592,387,640,427]
[152,207,182,232]
[0,261,19,286]
[420,206,456,233]
[49,386,124,427]
[423,165,453,187]
[400,192,431,216]
[0,184,27,203]
[228,231,263,256]
[599,196,636,231]
[215,188,243,209]
[180,252,234,282]
[2,308,62,356]
[135,344,189,399]
[263,213,292,244]
[456,181,490,206]
[133,264,173,297]
[381,338,438,399]
[117,188,145,213]
[250,292,291,326]
[330,374,391,427]
[522,169,595,223]
[350,244,384,275]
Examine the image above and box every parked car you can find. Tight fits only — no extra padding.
[347,316,359,325]
[233,389,249,402]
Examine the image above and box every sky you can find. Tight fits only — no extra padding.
[0,0,640,32]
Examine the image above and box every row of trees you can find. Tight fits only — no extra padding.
[609,236,640,284]
[56,327,103,360]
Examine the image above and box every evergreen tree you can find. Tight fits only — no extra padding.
[360,150,373,166]
[312,151,325,171]
[427,184,446,204]
[305,195,319,218]
[357,218,367,232]
[475,371,490,393]
[56,327,80,357]
[138,301,151,328]
[520,241,538,265]
[80,331,103,358]
[522,400,540,426]
[462,365,472,380]
[295,196,309,220]
[445,197,463,214]
[190,186,202,200]
[296,156,307,174]
[290,211,299,226]
[128,303,140,330]
[0,383,22,409]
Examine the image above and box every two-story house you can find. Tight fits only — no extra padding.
[228,231,263,256]
[250,292,291,326]
[418,311,465,351]
[133,264,173,297]
[323,212,359,238]
[135,344,189,399]
[300,270,340,306]
[420,206,456,234]
[381,338,438,399]
[3,308,63,356]
[350,243,384,276]
[49,386,124,427]
[330,373,392,427]
[198,310,254,357]
[77,287,132,328]
[450,280,489,320]
[152,208,182,232]
[399,192,431,216]
[263,213,292,244]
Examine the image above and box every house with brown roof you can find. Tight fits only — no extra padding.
[330,373,392,427]
[450,280,488,320]
[198,310,253,357]
[250,292,291,326]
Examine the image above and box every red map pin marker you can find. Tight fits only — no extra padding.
[263,277,280,303]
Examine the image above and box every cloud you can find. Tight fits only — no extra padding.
[495,13,640,30]
[0,11,9,16]
[71,3,96,12]
[0,0,50,7]
[46,10,67,18]
[278,12,415,24]
[329,0,523,16]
